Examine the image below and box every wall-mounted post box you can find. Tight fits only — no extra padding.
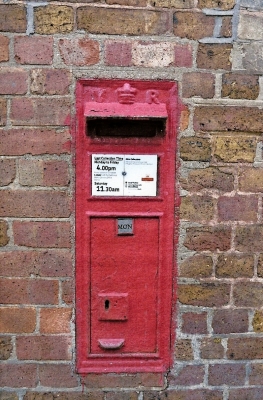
[76,79,179,373]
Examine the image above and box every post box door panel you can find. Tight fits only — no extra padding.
[90,216,159,354]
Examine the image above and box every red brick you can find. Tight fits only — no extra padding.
[229,388,263,400]
[0,5,26,33]
[106,393,139,400]
[235,225,263,252]
[144,390,223,400]
[14,36,53,65]
[200,338,224,359]
[182,72,215,98]
[40,308,72,333]
[233,282,263,307]
[178,283,230,307]
[218,195,258,222]
[0,220,9,246]
[0,159,16,186]
[182,312,207,334]
[180,195,215,222]
[0,67,27,95]
[0,307,36,333]
[39,364,78,388]
[173,11,214,40]
[82,373,164,388]
[62,279,74,305]
[0,35,9,62]
[105,41,132,66]
[227,337,263,360]
[19,159,69,187]
[208,363,246,386]
[77,8,169,35]
[179,254,213,278]
[59,38,100,66]
[13,221,71,248]
[10,97,71,126]
[30,68,71,95]
[24,393,104,400]
[222,73,259,100]
[0,128,71,156]
[0,250,73,278]
[216,253,254,278]
[194,106,263,132]
[197,43,232,70]
[0,278,58,305]
[0,336,12,360]
[0,190,70,218]
[169,365,205,386]
[180,136,212,161]
[0,99,7,126]
[0,363,37,387]
[43,160,70,186]
[16,335,71,360]
[174,43,193,67]
[180,167,234,192]
[212,309,248,334]
[249,363,263,385]
[175,339,193,360]
[184,226,231,251]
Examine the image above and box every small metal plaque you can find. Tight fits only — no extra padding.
[117,218,133,235]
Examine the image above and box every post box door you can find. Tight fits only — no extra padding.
[90,216,159,354]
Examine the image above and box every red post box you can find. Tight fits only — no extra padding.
[76,79,179,373]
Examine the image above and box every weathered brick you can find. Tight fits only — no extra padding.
[175,339,193,360]
[0,363,37,387]
[24,393,104,400]
[35,6,74,34]
[132,41,174,67]
[0,393,19,400]
[0,220,9,246]
[182,72,215,98]
[239,168,263,192]
[174,43,193,67]
[144,390,223,400]
[0,128,71,156]
[221,16,232,38]
[19,159,69,187]
[62,280,74,305]
[10,97,71,126]
[0,278,58,305]
[181,167,234,192]
[16,335,71,360]
[222,73,259,99]
[59,38,99,66]
[238,11,263,40]
[81,373,164,388]
[227,337,263,360]
[235,225,263,252]
[0,250,72,278]
[194,106,263,132]
[106,393,139,400]
[180,195,215,222]
[197,44,232,70]
[180,107,190,131]
[0,5,26,33]
[40,308,72,333]
[173,12,214,40]
[180,137,211,161]
[0,159,16,186]
[198,0,235,9]
[200,338,224,359]
[39,364,78,388]
[208,363,246,386]
[77,8,169,35]
[179,254,213,278]
[257,254,263,278]
[218,195,258,222]
[0,336,12,360]
[249,363,263,385]
[30,69,71,95]
[213,309,249,334]
[229,388,263,400]
[169,365,205,386]
[233,282,263,307]
[182,312,208,334]
[0,67,27,95]
[184,226,231,251]
[215,253,254,278]
[0,35,9,62]
[150,0,195,7]
[105,41,132,67]
[213,136,257,162]
[252,310,263,333]
[0,99,7,126]
[239,42,263,73]
[14,36,53,65]
[107,0,146,5]
[0,190,70,218]
[13,221,71,248]
[178,283,230,306]
[0,307,36,333]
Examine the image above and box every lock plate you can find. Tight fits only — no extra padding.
[98,293,128,321]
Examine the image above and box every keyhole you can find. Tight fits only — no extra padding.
[105,299,110,310]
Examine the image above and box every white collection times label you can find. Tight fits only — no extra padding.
[92,154,157,197]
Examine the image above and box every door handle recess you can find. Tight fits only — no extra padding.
[98,338,125,350]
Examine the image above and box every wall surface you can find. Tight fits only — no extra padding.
[1,0,263,399]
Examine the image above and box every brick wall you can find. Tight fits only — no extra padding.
[1,0,263,399]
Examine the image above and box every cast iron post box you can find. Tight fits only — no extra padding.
[76,79,179,373]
